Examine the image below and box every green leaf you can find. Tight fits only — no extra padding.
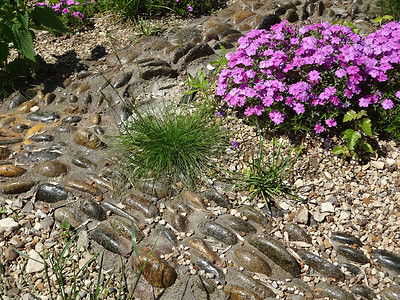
[30,6,68,33]
[342,129,361,150]
[383,15,394,20]
[332,145,343,155]
[11,25,36,62]
[359,118,372,137]
[0,41,9,65]
[343,110,357,122]
[15,10,29,30]
[358,140,373,153]
[357,110,367,119]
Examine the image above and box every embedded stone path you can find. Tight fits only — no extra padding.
[1,0,400,299]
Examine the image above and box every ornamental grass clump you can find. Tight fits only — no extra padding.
[117,104,224,189]
[216,21,400,155]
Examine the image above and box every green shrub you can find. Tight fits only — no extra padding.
[0,0,68,96]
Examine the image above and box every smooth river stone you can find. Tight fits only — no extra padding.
[171,201,193,214]
[188,237,220,264]
[137,179,170,198]
[164,210,187,232]
[233,247,272,276]
[73,129,103,150]
[255,14,282,30]
[71,156,97,169]
[201,189,231,208]
[338,263,362,276]
[36,183,69,202]
[336,245,369,264]
[125,192,159,217]
[195,257,224,279]
[226,215,257,234]
[184,43,215,64]
[62,116,82,124]
[81,199,106,220]
[101,201,139,224]
[227,268,275,298]
[224,284,263,300]
[238,206,273,233]
[64,179,102,197]
[34,161,68,177]
[381,285,400,300]
[331,232,362,248]
[27,112,60,123]
[91,223,132,256]
[297,250,345,281]
[248,236,301,277]
[0,165,26,177]
[157,226,177,246]
[372,249,400,274]
[317,282,355,300]
[180,190,206,209]
[134,251,177,288]
[109,216,144,243]
[2,180,35,194]
[30,134,54,142]
[54,207,80,228]
[17,100,37,113]
[18,150,61,162]
[200,220,238,245]
[194,276,216,294]
[350,284,377,300]
[284,223,312,244]
[85,174,115,192]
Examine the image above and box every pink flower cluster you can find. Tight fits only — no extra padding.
[37,0,93,19]
[217,21,400,133]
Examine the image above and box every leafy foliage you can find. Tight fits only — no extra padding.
[0,0,68,96]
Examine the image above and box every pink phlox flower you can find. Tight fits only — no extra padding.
[325,118,337,127]
[62,8,70,14]
[72,11,80,17]
[346,65,360,75]
[269,110,285,125]
[187,5,193,12]
[262,96,274,107]
[308,70,320,82]
[314,123,325,133]
[285,96,294,107]
[288,81,311,102]
[382,99,394,110]
[231,141,239,149]
[293,102,305,114]
[245,105,264,116]
[36,2,47,6]
[359,97,370,107]
[335,68,347,78]
[395,91,400,99]
[319,86,336,101]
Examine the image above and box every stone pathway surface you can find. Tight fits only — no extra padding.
[1,0,400,299]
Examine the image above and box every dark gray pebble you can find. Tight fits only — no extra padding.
[317,282,355,300]
[201,189,231,208]
[184,43,215,64]
[331,232,362,248]
[284,223,312,244]
[381,285,400,300]
[195,257,224,279]
[372,249,400,274]
[18,150,61,162]
[62,116,82,124]
[36,183,69,203]
[297,250,345,280]
[350,284,376,300]
[248,236,301,277]
[157,226,177,246]
[255,14,282,30]
[27,112,60,123]
[201,220,238,245]
[30,134,54,142]
[81,199,106,221]
[225,215,257,234]
[337,245,369,264]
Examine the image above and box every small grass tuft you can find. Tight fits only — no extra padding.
[116,103,225,190]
